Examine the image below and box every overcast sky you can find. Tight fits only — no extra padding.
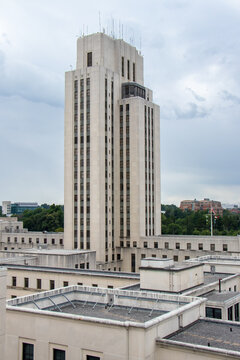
[0,0,239,206]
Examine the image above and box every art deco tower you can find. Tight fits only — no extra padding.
[64,33,161,267]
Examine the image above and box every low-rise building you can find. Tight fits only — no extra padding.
[180,198,223,216]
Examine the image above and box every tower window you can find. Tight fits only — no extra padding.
[133,62,135,81]
[121,56,124,76]
[127,60,130,80]
[87,52,92,67]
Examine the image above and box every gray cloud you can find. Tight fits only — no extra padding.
[221,90,240,105]
[187,88,205,102]
[0,48,64,108]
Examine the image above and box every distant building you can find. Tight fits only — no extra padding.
[2,201,39,215]
[2,201,11,216]
[180,198,223,216]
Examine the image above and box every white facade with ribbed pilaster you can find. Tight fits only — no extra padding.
[64,33,161,268]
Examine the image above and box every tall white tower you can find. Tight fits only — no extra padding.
[64,33,161,267]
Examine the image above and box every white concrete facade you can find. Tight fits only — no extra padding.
[64,33,161,266]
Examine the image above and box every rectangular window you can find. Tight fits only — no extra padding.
[63,281,69,287]
[143,241,148,248]
[12,276,16,287]
[22,342,34,360]
[210,243,215,251]
[198,243,203,250]
[154,242,158,249]
[121,56,124,76]
[37,279,41,289]
[176,242,180,249]
[185,256,190,260]
[92,284,98,287]
[53,348,65,360]
[86,356,100,360]
[50,280,55,290]
[24,278,29,288]
[131,253,136,272]
[127,60,130,79]
[133,62,135,81]
[223,244,228,251]
[164,242,169,249]
[173,255,178,262]
[87,52,92,67]
[141,254,146,259]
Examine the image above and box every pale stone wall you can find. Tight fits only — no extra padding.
[0,267,6,359]
[140,265,204,292]
[6,267,139,299]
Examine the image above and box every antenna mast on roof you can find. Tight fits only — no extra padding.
[99,11,101,33]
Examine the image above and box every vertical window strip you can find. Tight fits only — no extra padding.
[80,79,84,249]
[148,107,151,235]
[145,105,148,236]
[151,108,154,236]
[133,63,135,82]
[126,103,130,237]
[127,60,130,80]
[120,104,124,238]
[111,81,114,249]
[74,79,78,249]
[105,78,108,251]
[86,77,90,249]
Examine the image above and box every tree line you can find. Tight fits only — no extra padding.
[2,203,240,235]
[162,204,240,236]
[16,204,64,232]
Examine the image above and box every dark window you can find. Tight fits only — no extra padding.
[50,280,55,290]
[164,242,169,249]
[127,60,130,79]
[22,342,34,360]
[185,256,190,260]
[133,62,135,81]
[87,52,92,67]
[235,303,239,321]
[37,279,41,289]
[143,241,148,248]
[52,238,55,245]
[173,255,178,262]
[210,244,215,251]
[176,242,180,249]
[24,278,29,288]
[198,243,203,250]
[154,242,158,249]
[131,253,136,272]
[228,306,233,321]
[121,56,124,76]
[206,307,222,319]
[223,244,228,251]
[92,284,98,287]
[63,281,69,287]
[117,254,121,260]
[86,356,100,360]
[53,348,65,360]
[187,243,191,250]
[12,276,16,287]
[141,254,146,259]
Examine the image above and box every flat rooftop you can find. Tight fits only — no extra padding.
[7,285,199,325]
[167,319,240,352]
[1,249,91,255]
[49,300,165,323]
[205,290,240,303]
[2,264,140,279]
